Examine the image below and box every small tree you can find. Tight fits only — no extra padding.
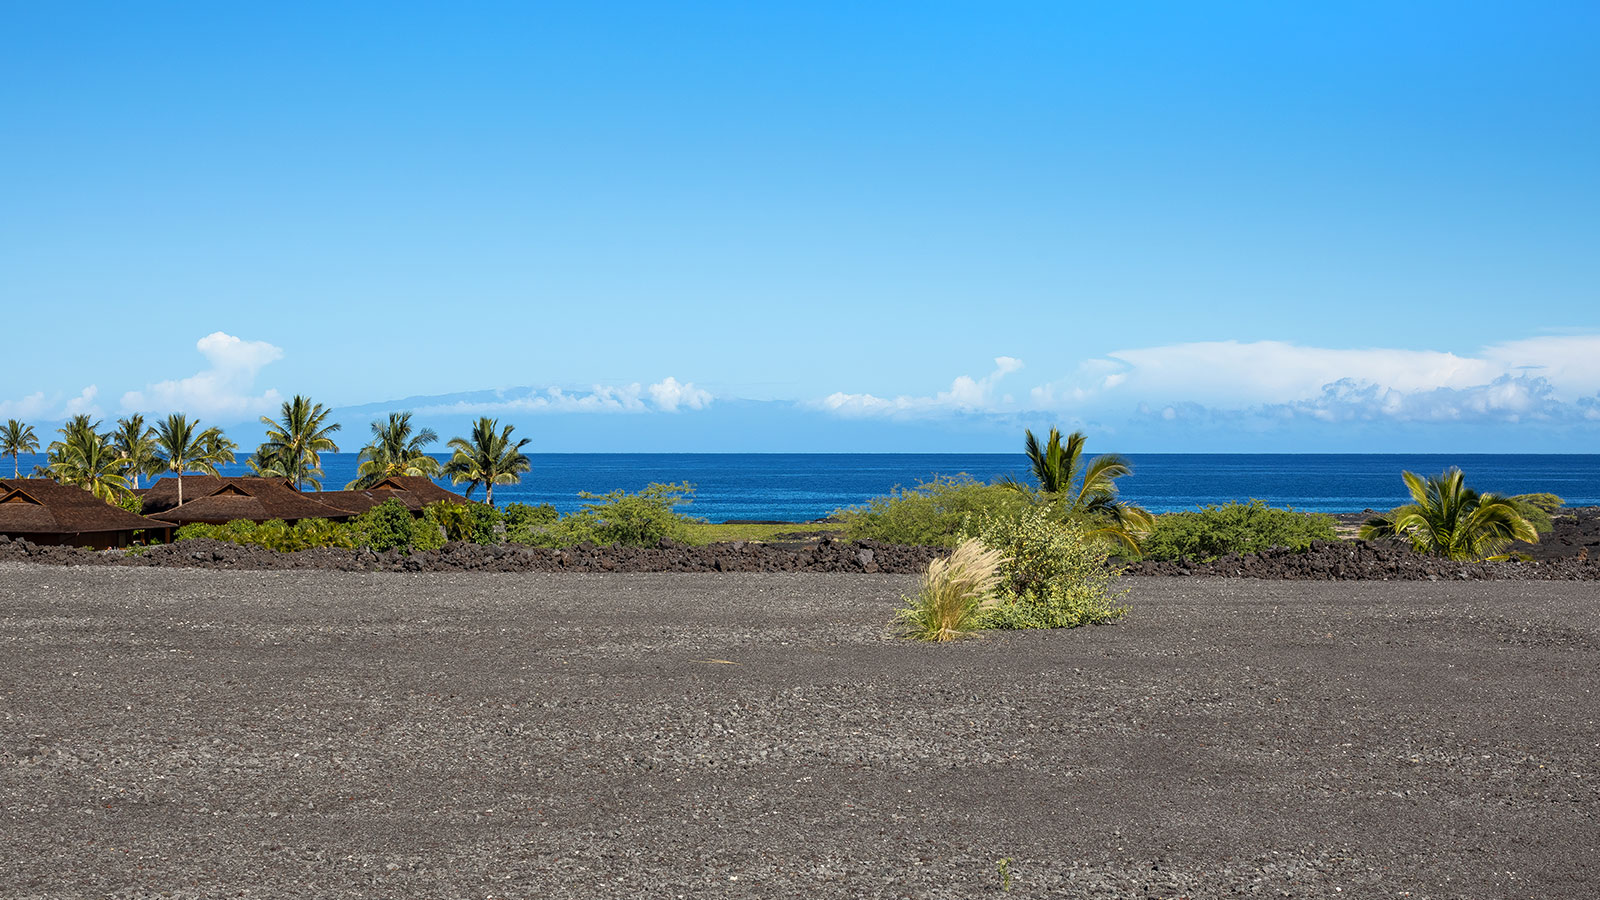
[1001,427,1153,553]
[348,411,441,488]
[110,415,163,489]
[154,413,223,506]
[259,395,341,491]
[352,499,415,551]
[1,419,41,480]
[1360,469,1540,561]
[444,417,530,507]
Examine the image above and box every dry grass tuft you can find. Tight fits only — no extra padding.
[895,538,1007,642]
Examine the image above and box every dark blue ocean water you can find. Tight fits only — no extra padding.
[13,452,1598,522]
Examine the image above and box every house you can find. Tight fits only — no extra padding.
[317,476,479,516]
[138,475,290,515]
[0,478,175,549]
[146,477,358,527]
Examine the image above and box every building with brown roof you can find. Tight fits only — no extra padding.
[318,476,479,516]
[147,478,358,527]
[0,479,175,549]
[137,475,296,515]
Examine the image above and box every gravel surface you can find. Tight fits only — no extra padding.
[2,565,1596,898]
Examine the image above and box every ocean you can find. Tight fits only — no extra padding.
[13,452,1599,522]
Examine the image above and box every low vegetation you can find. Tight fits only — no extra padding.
[894,506,1128,641]
[1000,427,1155,553]
[970,508,1127,629]
[1140,500,1338,561]
[172,484,708,553]
[516,482,704,547]
[839,475,1033,547]
[894,538,1006,642]
[1360,469,1546,561]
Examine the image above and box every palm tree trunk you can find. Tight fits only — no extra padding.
[486,482,494,508]
[177,465,184,506]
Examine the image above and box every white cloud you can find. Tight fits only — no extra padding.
[823,356,1024,418]
[1083,338,1600,426]
[0,386,102,421]
[120,331,285,420]
[63,385,101,417]
[1043,337,1600,409]
[0,391,53,420]
[413,377,713,416]
[648,377,712,412]
[817,337,1600,428]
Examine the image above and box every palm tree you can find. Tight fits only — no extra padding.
[258,395,341,491]
[246,443,290,479]
[110,415,163,489]
[1360,468,1540,561]
[50,429,132,502]
[346,411,441,488]
[1,419,39,479]
[154,413,223,506]
[47,415,101,462]
[201,427,237,467]
[1002,427,1154,553]
[444,417,531,507]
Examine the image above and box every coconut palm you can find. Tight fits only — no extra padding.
[47,415,101,461]
[154,413,224,506]
[50,429,132,502]
[258,395,340,491]
[246,443,290,479]
[1,419,39,479]
[1002,427,1154,553]
[110,415,163,489]
[444,417,531,507]
[346,411,441,489]
[201,427,238,467]
[1360,468,1539,561]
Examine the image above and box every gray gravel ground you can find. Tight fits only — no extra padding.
[1,564,1596,899]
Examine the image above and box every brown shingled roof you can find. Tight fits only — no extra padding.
[319,477,477,516]
[138,475,297,514]
[148,479,358,526]
[0,479,175,537]
[369,476,476,504]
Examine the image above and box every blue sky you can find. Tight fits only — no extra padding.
[3,2,1598,451]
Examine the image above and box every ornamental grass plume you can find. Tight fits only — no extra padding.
[895,537,1007,642]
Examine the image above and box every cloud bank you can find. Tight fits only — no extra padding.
[409,378,714,417]
[121,332,286,420]
[822,357,1024,418]
[818,337,1600,428]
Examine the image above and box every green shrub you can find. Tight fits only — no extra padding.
[527,482,702,547]
[177,517,355,552]
[250,519,297,552]
[294,517,356,551]
[469,503,503,544]
[175,522,218,541]
[1140,500,1337,561]
[502,502,559,543]
[968,508,1127,629]
[117,493,144,514]
[353,499,414,552]
[425,501,477,542]
[839,475,1034,547]
[411,508,447,551]
[1509,492,1563,535]
[214,519,260,544]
